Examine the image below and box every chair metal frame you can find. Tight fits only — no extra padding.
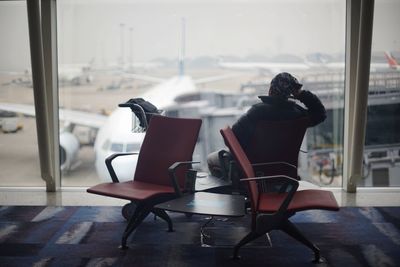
[220,120,339,262]
[87,115,202,249]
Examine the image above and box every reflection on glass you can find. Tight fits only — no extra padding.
[0,2,42,186]
[58,0,346,187]
[360,0,400,187]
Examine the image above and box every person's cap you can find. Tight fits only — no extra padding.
[269,72,303,98]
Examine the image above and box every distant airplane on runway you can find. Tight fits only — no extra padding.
[0,59,164,88]
[218,57,310,74]
[218,51,400,74]
[0,61,94,87]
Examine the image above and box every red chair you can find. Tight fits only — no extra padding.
[217,118,310,194]
[87,115,202,249]
[220,121,339,262]
[246,118,309,179]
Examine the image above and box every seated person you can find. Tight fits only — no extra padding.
[208,72,327,184]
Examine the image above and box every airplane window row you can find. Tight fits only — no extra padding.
[103,139,141,153]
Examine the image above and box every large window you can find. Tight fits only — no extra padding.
[0,1,43,186]
[3,1,396,190]
[301,72,344,186]
[57,0,346,187]
[360,0,400,187]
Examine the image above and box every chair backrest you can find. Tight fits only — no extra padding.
[220,127,259,212]
[220,117,309,211]
[245,117,310,178]
[134,115,202,188]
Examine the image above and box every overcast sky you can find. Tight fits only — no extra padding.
[0,0,399,71]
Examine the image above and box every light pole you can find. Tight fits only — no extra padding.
[120,23,125,68]
[129,27,134,71]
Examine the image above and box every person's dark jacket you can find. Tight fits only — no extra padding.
[232,90,326,149]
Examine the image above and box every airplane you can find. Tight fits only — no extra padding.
[58,63,94,86]
[0,68,239,182]
[314,52,400,71]
[0,69,33,87]
[89,60,165,74]
[1,59,165,89]
[218,51,400,74]
[218,57,310,74]
[0,60,95,88]
[310,52,397,72]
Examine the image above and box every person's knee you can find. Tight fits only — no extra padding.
[207,150,223,177]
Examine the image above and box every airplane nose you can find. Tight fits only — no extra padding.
[96,152,139,183]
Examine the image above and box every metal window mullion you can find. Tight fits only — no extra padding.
[350,0,374,190]
[42,0,60,191]
[343,0,374,192]
[26,0,60,191]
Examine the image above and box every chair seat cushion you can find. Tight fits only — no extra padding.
[258,189,339,213]
[87,180,175,201]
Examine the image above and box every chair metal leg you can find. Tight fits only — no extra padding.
[233,231,264,260]
[122,202,136,220]
[120,203,152,249]
[200,216,214,240]
[152,208,173,232]
[265,232,272,247]
[280,219,322,263]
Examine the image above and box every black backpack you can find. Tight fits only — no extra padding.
[119,98,161,128]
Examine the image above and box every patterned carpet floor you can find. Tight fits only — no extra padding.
[0,206,399,267]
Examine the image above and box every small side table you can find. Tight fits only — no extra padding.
[155,192,246,217]
[155,192,246,247]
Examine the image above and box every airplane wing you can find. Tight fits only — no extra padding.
[219,61,309,74]
[0,103,36,116]
[193,73,241,85]
[59,109,108,128]
[121,73,166,83]
[0,102,108,129]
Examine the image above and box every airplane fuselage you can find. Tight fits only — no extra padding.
[94,75,198,182]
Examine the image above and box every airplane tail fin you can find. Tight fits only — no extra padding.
[384,51,399,69]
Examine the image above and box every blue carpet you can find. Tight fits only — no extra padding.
[0,206,399,267]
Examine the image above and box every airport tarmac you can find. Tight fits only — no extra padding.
[0,68,257,187]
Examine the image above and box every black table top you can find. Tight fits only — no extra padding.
[155,192,246,217]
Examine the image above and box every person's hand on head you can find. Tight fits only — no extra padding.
[292,87,303,99]
[270,72,303,99]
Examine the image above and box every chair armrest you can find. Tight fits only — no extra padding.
[251,161,301,182]
[240,175,299,213]
[168,161,200,197]
[251,161,297,170]
[105,152,138,183]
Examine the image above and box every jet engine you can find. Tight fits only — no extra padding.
[59,131,80,172]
